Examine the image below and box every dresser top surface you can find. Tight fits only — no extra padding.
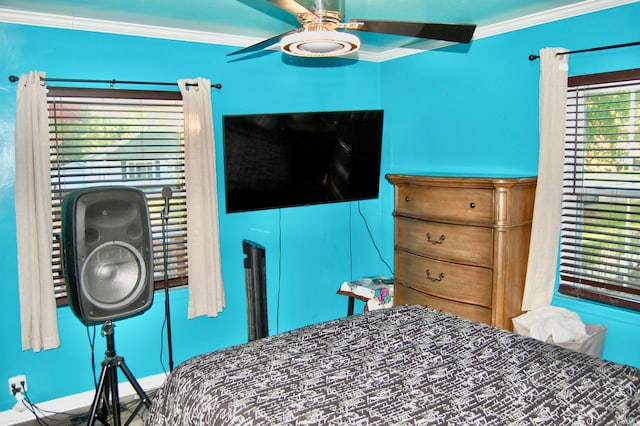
[386,174,537,188]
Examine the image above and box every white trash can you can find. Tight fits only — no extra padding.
[513,308,607,358]
[546,324,607,358]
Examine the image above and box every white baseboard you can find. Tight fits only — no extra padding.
[0,373,167,425]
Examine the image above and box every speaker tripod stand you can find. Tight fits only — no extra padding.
[88,321,152,426]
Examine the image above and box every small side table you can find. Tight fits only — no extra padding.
[337,277,393,316]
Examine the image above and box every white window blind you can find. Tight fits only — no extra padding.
[48,87,188,304]
[559,69,640,311]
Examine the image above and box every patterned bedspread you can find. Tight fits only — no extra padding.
[145,305,640,425]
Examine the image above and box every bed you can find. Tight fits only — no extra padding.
[145,305,640,425]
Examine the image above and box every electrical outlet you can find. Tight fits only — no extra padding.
[8,375,27,395]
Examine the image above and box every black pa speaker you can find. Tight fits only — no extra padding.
[61,186,154,325]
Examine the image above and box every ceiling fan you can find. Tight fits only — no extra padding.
[228,0,476,58]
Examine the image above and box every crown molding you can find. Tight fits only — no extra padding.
[0,7,253,47]
[473,0,638,39]
[0,0,637,63]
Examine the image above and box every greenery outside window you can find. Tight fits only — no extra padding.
[559,69,640,311]
[48,87,188,305]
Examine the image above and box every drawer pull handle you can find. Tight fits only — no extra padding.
[405,196,411,202]
[426,270,445,282]
[469,202,476,208]
[426,233,446,245]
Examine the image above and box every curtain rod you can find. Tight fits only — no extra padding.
[8,75,222,90]
[528,41,640,61]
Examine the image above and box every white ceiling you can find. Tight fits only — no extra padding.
[0,0,636,61]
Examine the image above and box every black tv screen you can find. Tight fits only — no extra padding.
[222,109,384,213]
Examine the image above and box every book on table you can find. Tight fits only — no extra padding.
[340,276,393,301]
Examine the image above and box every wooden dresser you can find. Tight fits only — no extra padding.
[386,174,536,330]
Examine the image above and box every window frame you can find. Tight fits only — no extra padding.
[558,68,640,311]
[48,87,189,306]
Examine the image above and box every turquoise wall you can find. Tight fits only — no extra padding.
[1,2,639,413]
[0,23,388,410]
[381,3,640,367]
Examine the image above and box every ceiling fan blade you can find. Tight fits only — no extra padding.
[227,29,302,56]
[352,20,476,44]
[267,0,318,18]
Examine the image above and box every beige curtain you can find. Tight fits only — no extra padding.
[178,78,226,318]
[14,71,60,351]
[521,48,569,311]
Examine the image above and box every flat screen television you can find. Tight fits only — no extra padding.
[222,109,384,213]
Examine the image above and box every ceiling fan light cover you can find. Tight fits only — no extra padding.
[280,31,360,57]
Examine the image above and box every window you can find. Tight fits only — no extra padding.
[559,69,640,311]
[48,87,188,305]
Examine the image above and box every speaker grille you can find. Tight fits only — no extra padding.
[81,241,147,310]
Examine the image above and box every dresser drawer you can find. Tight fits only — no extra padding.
[395,250,493,307]
[394,284,492,325]
[396,216,493,266]
[396,185,494,224]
